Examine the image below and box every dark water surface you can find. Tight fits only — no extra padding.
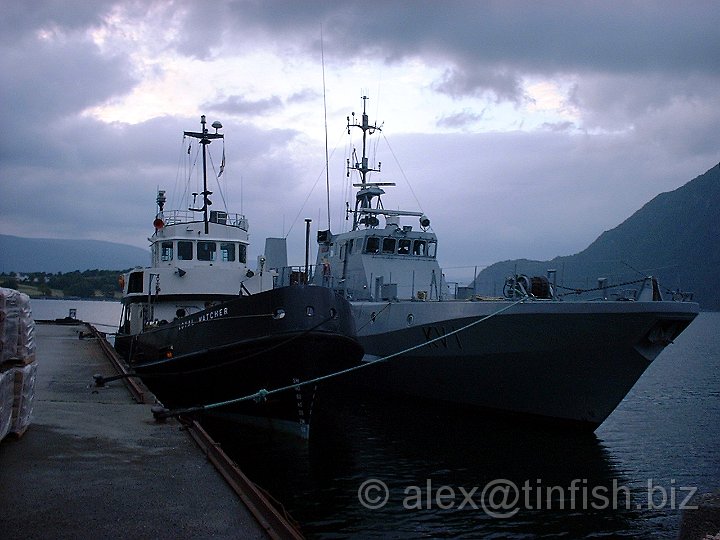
[203,312,719,539]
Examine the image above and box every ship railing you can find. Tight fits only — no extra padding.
[272,266,315,287]
[162,210,248,230]
[467,271,696,302]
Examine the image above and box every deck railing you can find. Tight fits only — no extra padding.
[162,210,248,230]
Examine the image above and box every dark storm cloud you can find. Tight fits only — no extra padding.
[433,67,524,103]
[206,95,284,116]
[180,1,720,103]
[436,108,486,129]
[0,0,116,45]
[0,0,136,167]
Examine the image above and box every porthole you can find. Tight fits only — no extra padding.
[273,308,286,320]
[329,308,337,319]
[306,306,315,317]
[370,311,377,324]
[407,313,414,326]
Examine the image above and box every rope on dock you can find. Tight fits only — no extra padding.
[154,295,529,419]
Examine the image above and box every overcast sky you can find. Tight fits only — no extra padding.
[1,1,718,280]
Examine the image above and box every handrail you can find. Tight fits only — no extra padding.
[161,210,248,229]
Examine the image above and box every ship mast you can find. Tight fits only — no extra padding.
[185,115,223,234]
[347,96,386,230]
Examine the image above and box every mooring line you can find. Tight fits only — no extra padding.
[155,295,528,419]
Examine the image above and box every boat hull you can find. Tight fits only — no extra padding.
[115,286,363,436]
[344,299,699,429]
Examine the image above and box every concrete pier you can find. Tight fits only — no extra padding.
[0,323,297,539]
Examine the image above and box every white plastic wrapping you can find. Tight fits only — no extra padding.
[10,361,37,435]
[0,288,35,364]
[18,294,35,360]
[0,288,37,439]
[0,369,13,441]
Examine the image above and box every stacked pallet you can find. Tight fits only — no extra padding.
[0,288,37,440]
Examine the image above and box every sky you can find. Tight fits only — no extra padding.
[1,1,719,281]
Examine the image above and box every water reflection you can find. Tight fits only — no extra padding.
[204,390,646,538]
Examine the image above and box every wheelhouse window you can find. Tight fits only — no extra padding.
[220,242,235,262]
[398,238,411,255]
[161,241,173,262]
[178,241,193,260]
[413,240,427,256]
[428,241,437,258]
[197,241,217,261]
[128,271,144,293]
[382,237,397,254]
[365,237,380,253]
[238,244,247,264]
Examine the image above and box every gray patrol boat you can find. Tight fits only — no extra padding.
[303,96,699,430]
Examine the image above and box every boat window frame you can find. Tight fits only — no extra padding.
[428,240,437,258]
[197,241,217,261]
[177,241,194,261]
[382,237,397,254]
[413,239,427,256]
[398,238,411,255]
[161,241,174,262]
[365,236,380,254]
[127,271,144,293]
[238,243,247,264]
[220,242,235,262]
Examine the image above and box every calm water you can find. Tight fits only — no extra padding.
[29,298,122,331]
[30,298,719,538]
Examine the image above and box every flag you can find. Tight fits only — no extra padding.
[218,147,225,177]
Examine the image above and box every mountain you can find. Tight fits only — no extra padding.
[0,235,149,273]
[471,163,720,309]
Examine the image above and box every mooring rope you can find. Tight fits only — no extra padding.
[355,301,393,332]
[155,295,529,419]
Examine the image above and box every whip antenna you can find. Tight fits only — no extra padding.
[321,25,331,230]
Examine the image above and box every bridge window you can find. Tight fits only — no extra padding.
[238,244,247,264]
[161,242,173,262]
[382,238,396,254]
[365,237,380,253]
[398,239,411,255]
[128,271,144,293]
[178,241,193,260]
[197,241,217,261]
[413,240,427,256]
[220,242,235,262]
[428,241,437,258]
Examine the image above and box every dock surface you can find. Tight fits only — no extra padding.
[0,323,271,539]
